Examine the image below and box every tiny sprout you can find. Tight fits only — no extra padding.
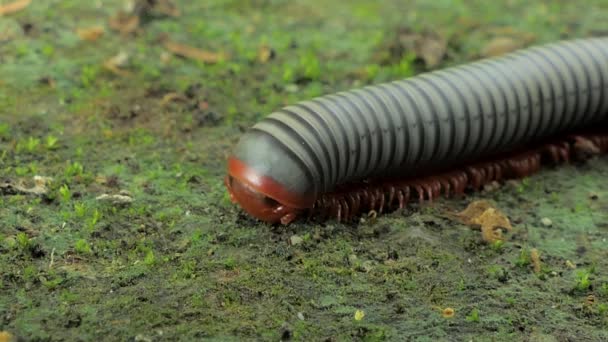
[515,248,531,267]
[74,202,87,218]
[74,239,92,254]
[16,232,31,250]
[59,184,71,202]
[491,240,505,251]
[65,161,84,178]
[46,135,59,150]
[466,308,480,322]
[575,270,592,291]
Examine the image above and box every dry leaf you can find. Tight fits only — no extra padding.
[96,193,133,204]
[76,26,105,42]
[530,248,541,273]
[0,331,14,342]
[163,39,225,64]
[481,37,522,57]
[457,200,492,222]
[0,0,31,16]
[160,92,187,106]
[457,200,513,243]
[109,12,140,35]
[0,176,52,196]
[257,45,275,63]
[414,33,447,68]
[487,27,536,44]
[381,28,447,68]
[103,51,131,76]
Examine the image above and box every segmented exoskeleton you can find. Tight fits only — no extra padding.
[225,37,608,224]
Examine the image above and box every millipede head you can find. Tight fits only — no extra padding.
[225,157,313,224]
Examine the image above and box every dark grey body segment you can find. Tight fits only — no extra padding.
[233,37,608,199]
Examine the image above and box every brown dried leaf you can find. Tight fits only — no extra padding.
[0,331,14,342]
[108,12,140,35]
[487,27,536,44]
[458,200,513,243]
[414,33,447,68]
[103,51,131,76]
[530,248,541,273]
[257,45,275,63]
[160,92,187,106]
[0,0,30,16]
[0,176,52,196]
[380,28,447,68]
[76,26,105,42]
[163,39,225,64]
[456,200,492,224]
[481,37,522,57]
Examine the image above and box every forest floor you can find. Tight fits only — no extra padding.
[1,0,607,341]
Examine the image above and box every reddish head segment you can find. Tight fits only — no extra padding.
[225,157,307,224]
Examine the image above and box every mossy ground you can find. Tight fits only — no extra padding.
[1,1,608,341]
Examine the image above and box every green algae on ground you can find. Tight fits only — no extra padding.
[1,0,608,341]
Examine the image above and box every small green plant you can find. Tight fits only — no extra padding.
[300,52,321,80]
[516,178,530,193]
[180,260,197,279]
[59,184,71,202]
[392,53,416,77]
[491,240,505,251]
[466,308,480,322]
[23,265,38,282]
[84,209,102,232]
[0,123,9,138]
[42,271,63,290]
[223,257,237,270]
[515,248,531,267]
[41,44,55,57]
[14,166,29,176]
[16,232,31,250]
[65,161,84,178]
[74,202,87,218]
[45,135,59,150]
[80,65,100,88]
[365,63,381,80]
[74,239,92,254]
[575,269,592,291]
[17,136,41,152]
[504,297,516,306]
[144,249,156,265]
[486,265,508,282]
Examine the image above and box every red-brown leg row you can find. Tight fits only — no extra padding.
[308,130,607,223]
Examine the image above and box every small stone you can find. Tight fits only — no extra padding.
[285,84,299,93]
[358,260,374,273]
[289,235,303,246]
[134,334,152,342]
[541,217,552,227]
[297,312,305,320]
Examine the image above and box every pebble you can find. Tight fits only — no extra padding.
[289,235,303,246]
[541,217,552,227]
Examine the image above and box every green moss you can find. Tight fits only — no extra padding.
[74,239,92,254]
[1,0,607,340]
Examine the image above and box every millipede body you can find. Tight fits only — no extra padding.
[225,37,608,224]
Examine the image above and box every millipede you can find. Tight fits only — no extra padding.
[225,37,608,225]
